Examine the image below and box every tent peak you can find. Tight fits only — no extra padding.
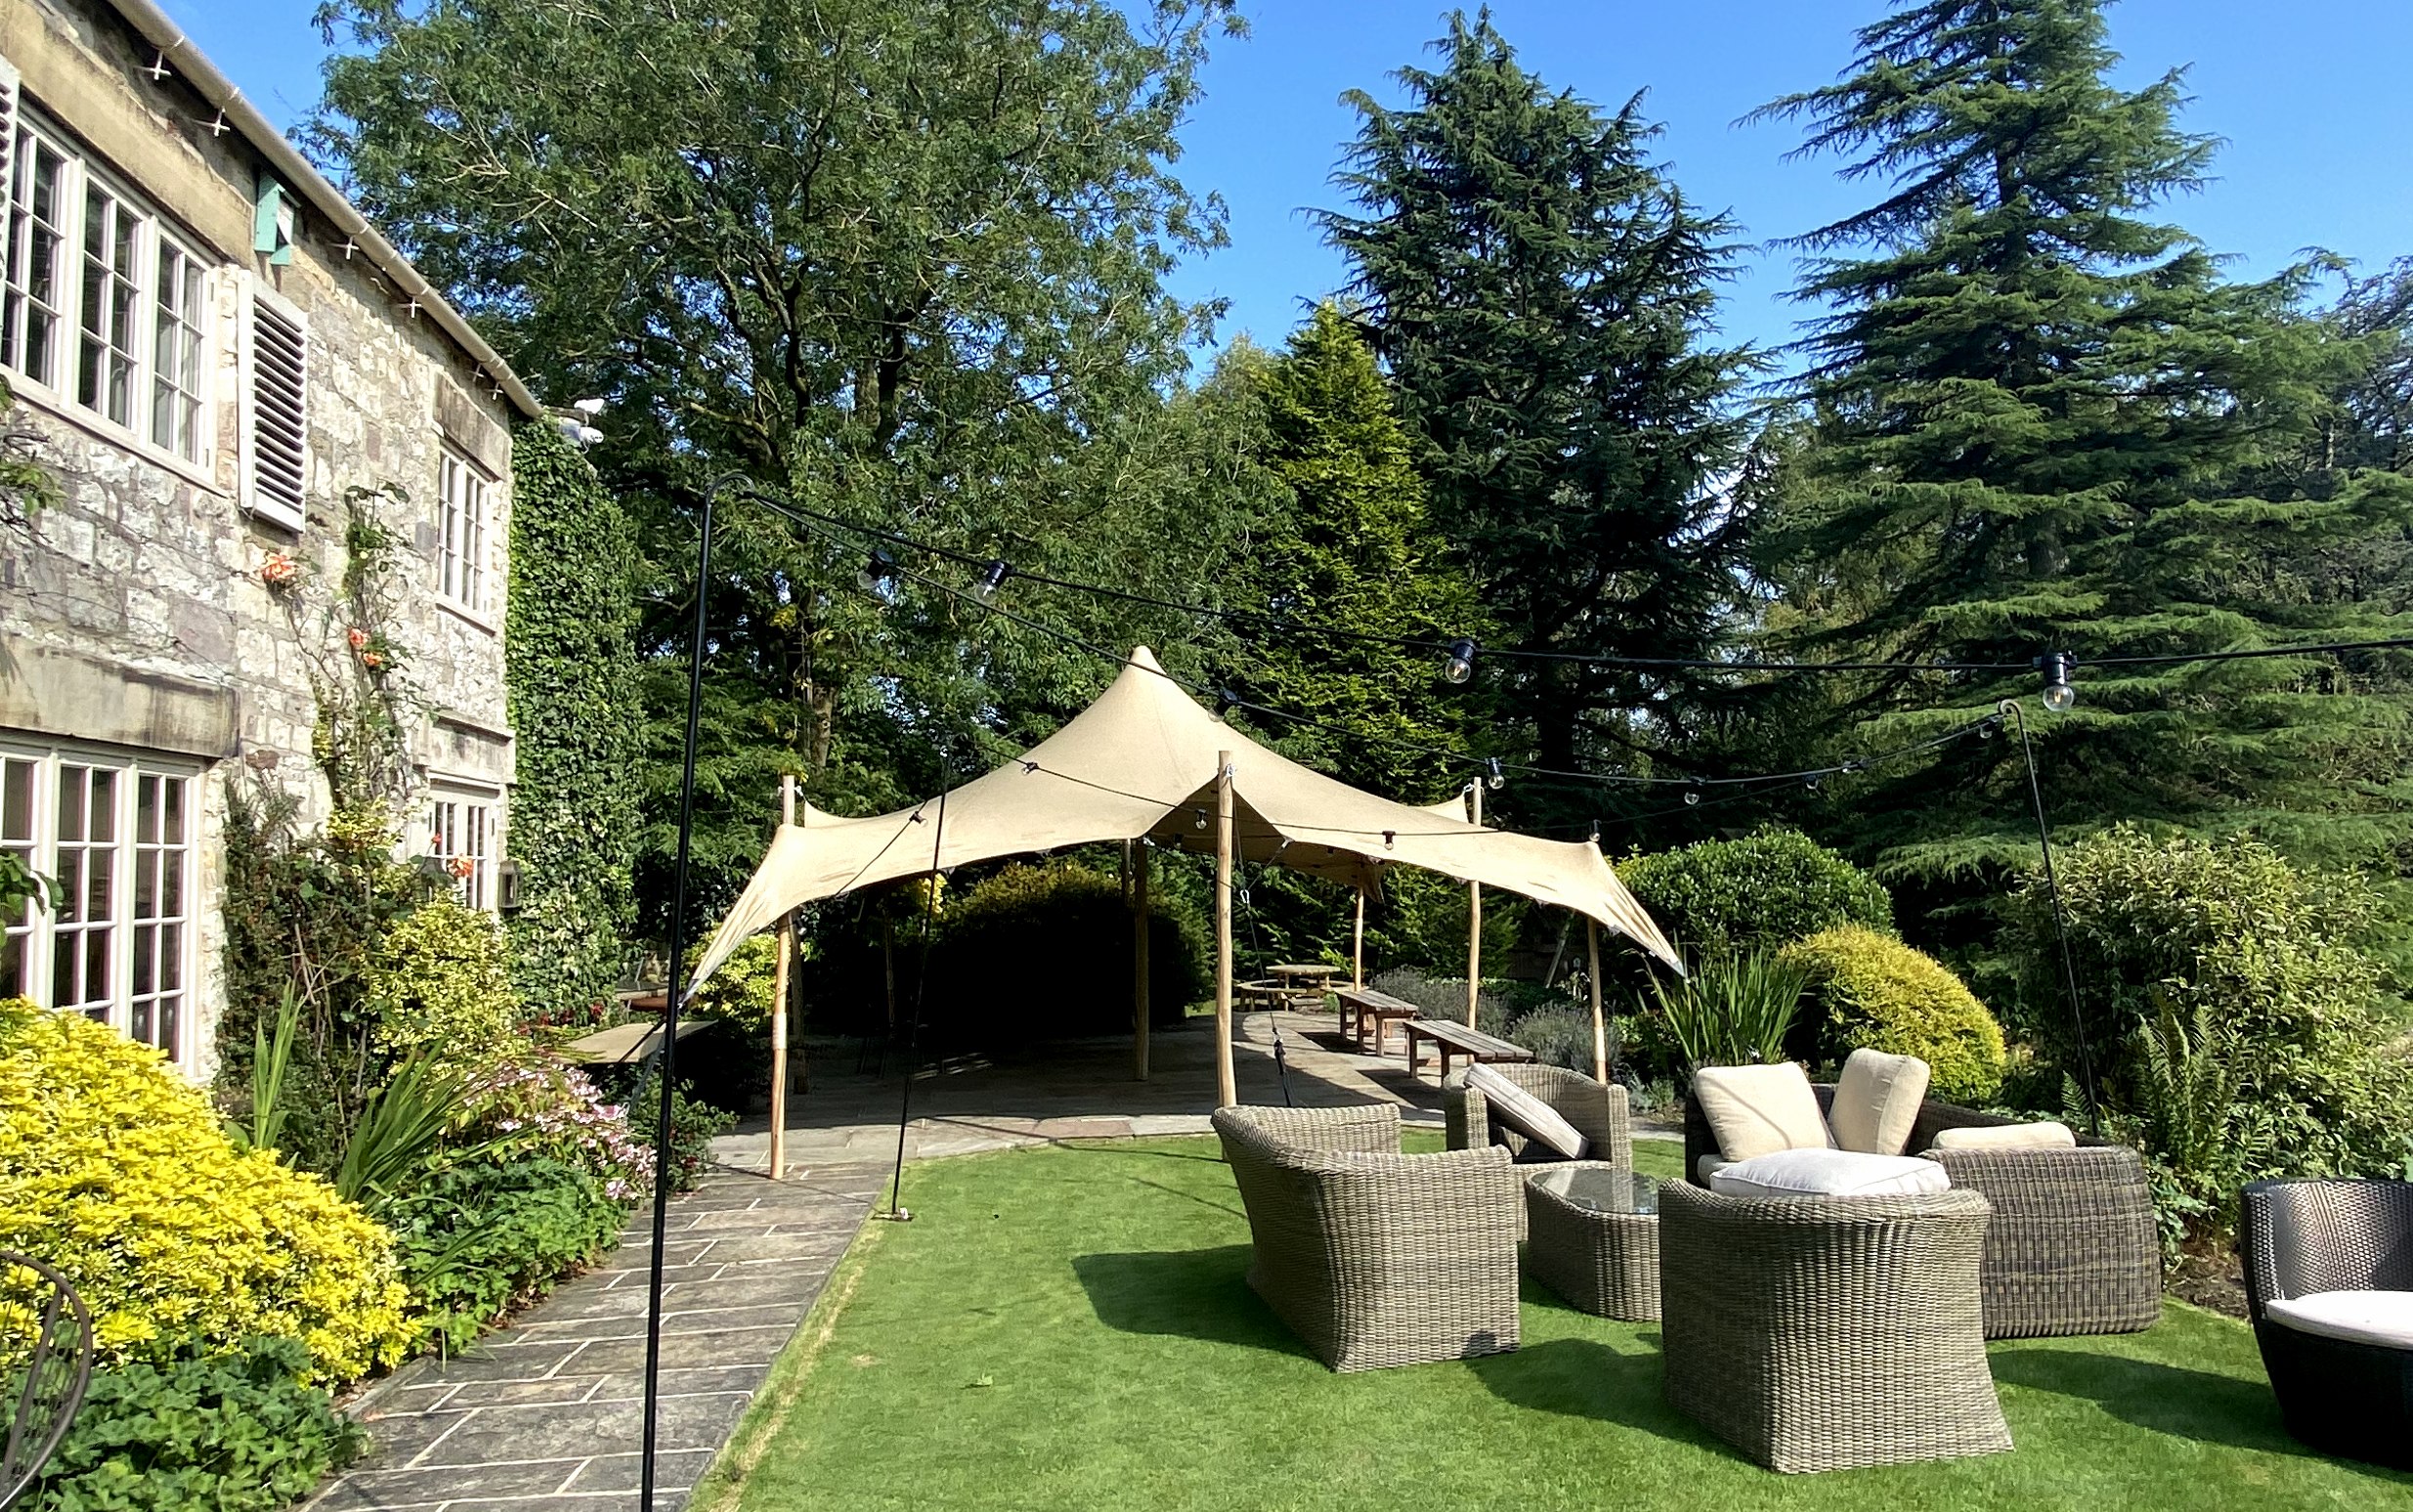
[1125,644,1164,673]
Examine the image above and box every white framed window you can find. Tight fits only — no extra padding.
[241,280,306,530]
[425,786,498,912]
[437,448,491,614]
[0,742,195,1064]
[0,96,217,469]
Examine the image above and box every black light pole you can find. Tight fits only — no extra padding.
[638,477,733,1512]
[1998,698,2100,1132]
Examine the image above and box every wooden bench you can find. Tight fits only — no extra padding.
[1400,1018,1533,1080]
[1332,986,1422,1056]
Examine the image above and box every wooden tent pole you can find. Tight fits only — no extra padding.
[1352,886,1365,989]
[768,778,797,1181]
[1131,839,1151,1082]
[1465,783,1483,1027]
[1587,917,1607,1086]
[1214,751,1236,1107]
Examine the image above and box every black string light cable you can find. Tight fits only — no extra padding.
[730,487,2413,683]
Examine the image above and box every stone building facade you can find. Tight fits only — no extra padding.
[0,0,545,1078]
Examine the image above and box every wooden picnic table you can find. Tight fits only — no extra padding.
[1332,985,1423,1056]
[1400,1018,1533,1081]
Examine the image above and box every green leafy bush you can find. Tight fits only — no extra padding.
[457,1055,652,1200]
[1371,966,1507,1029]
[365,896,517,1059]
[384,1155,626,1354]
[1780,926,2008,1103]
[1620,830,1892,964]
[23,1337,363,1512]
[624,1070,737,1192]
[0,999,414,1381]
[682,930,783,1112]
[1501,1005,1599,1075]
[924,863,1208,1045]
[2012,827,2411,1182]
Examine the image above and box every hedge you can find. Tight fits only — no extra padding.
[1619,829,1891,964]
[1779,927,2007,1104]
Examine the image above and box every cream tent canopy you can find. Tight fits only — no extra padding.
[689,646,1679,996]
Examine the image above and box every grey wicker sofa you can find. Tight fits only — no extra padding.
[2242,1178,2413,1469]
[1684,1083,2159,1338]
[1659,1181,2012,1474]
[1442,1063,1631,1166]
[1212,1102,1521,1372]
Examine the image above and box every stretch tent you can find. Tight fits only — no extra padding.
[687,645,1680,1102]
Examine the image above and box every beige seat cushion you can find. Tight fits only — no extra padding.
[1709,1147,1953,1200]
[1831,1048,1931,1156]
[1465,1062,1588,1160]
[1696,1153,1733,1185]
[2264,1290,2413,1351]
[1691,1062,1832,1162]
[1928,1120,2079,1151]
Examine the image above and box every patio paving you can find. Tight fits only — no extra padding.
[313,1007,1649,1511]
[309,1161,883,1512]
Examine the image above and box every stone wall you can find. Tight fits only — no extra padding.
[0,0,535,1077]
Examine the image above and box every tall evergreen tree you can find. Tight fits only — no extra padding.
[1751,0,2413,887]
[1319,13,1757,816]
[1218,305,1487,801]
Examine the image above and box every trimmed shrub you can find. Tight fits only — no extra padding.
[1620,829,1892,964]
[0,1000,414,1382]
[1780,927,2007,1104]
[366,895,517,1060]
[924,863,1208,1046]
[1371,966,1507,1029]
[23,1336,363,1512]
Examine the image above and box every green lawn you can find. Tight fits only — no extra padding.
[698,1134,2412,1511]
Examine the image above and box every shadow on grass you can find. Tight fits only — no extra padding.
[1070,1245,1314,1361]
[1992,1345,2413,1483]
[1467,1337,1729,1454]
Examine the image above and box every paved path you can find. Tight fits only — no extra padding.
[310,1161,883,1512]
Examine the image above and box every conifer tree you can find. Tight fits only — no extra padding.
[1320,14,1756,809]
[1752,0,2413,884]
[1219,304,1486,801]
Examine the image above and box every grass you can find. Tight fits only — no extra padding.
[697,1134,2413,1511]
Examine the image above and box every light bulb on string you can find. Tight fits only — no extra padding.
[1486,757,1504,791]
[1442,638,1476,685]
[974,559,1010,600]
[1684,790,1702,806]
[855,548,899,594]
[2039,651,2078,713]
[1193,809,1208,831]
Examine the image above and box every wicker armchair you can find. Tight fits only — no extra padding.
[1443,1063,1631,1166]
[1212,1102,1521,1372]
[2242,1178,2413,1469]
[1659,1182,2012,1474]
[1684,1084,2159,1339]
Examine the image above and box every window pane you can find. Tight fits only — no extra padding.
[135,847,156,919]
[54,851,82,924]
[163,777,184,838]
[158,923,181,989]
[85,847,110,919]
[136,773,157,844]
[51,929,72,1004]
[83,929,108,1003]
[56,767,83,840]
[161,850,182,917]
[132,928,153,996]
[0,934,19,999]
[1,758,27,841]
[87,769,115,842]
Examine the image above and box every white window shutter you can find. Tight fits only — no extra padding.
[241,278,307,530]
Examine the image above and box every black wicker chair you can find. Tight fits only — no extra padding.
[1,1252,94,1510]
[2241,1178,2413,1470]
[1685,1084,2160,1339]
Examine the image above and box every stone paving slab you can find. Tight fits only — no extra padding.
[308,1162,883,1512]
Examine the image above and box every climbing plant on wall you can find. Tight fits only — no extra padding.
[503,420,642,1024]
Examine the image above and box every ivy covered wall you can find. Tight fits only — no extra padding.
[503,420,642,1020]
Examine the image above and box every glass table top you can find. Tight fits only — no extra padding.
[1527,1165,1660,1216]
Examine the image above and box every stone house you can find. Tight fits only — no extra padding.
[0,0,546,1078]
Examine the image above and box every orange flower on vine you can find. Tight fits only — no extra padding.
[260,551,301,593]
[448,855,477,881]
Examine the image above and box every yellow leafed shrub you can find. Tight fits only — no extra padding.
[0,998,415,1382]
[1779,927,2008,1104]
[366,894,517,1058]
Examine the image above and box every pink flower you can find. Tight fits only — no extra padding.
[260,552,300,589]
[362,651,385,670]
[346,626,369,651]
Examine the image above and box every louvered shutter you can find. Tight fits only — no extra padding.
[242,281,307,529]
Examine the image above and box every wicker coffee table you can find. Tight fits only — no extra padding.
[1524,1163,1660,1320]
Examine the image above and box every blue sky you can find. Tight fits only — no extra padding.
[170,1,2413,362]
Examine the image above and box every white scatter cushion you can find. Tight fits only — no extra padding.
[1466,1062,1588,1160]
[2263,1290,2413,1351]
[1831,1048,1931,1156]
[1709,1147,1953,1200]
[1691,1062,1832,1162]
[1928,1121,2080,1151]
